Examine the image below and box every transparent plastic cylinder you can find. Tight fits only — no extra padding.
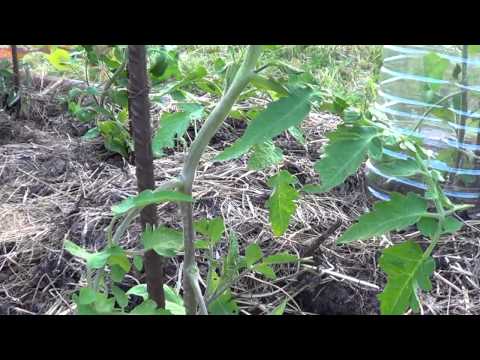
[366,45,480,208]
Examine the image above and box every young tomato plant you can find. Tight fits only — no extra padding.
[305,101,471,315]
[65,45,302,315]
[299,46,480,314]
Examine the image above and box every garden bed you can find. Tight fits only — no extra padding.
[0,83,479,315]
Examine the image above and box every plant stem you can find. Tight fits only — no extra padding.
[128,45,165,309]
[421,205,472,219]
[205,269,248,307]
[106,215,118,246]
[179,45,263,314]
[111,210,139,245]
[188,270,208,315]
[412,91,463,132]
[414,148,447,255]
[84,55,101,107]
[101,50,127,107]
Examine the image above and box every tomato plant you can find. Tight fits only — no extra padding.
[64,45,304,315]
[306,46,480,314]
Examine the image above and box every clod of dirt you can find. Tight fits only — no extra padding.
[296,279,379,315]
[39,156,68,177]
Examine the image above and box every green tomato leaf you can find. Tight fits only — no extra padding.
[222,233,241,282]
[194,217,225,245]
[311,125,379,193]
[374,158,421,177]
[245,243,263,267]
[250,74,289,97]
[213,58,227,73]
[194,240,210,249]
[111,285,129,308]
[343,107,363,123]
[150,50,181,82]
[110,264,126,283]
[126,284,148,300]
[142,226,184,257]
[150,52,169,78]
[110,89,129,108]
[94,293,116,314]
[112,190,192,216]
[64,240,92,260]
[417,217,438,238]
[86,250,111,270]
[152,104,204,157]
[443,216,463,234]
[133,255,143,271]
[337,193,428,244]
[431,107,455,123]
[78,287,97,305]
[318,94,349,116]
[288,126,306,145]
[163,285,183,305]
[125,284,183,314]
[368,137,383,160]
[117,108,129,124]
[262,252,298,265]
[98,120,131,158]
[378,241,435,315]
[216,88,313,162]
[81,127,100,140]
[130,299,162,315]
[107,251,131,273]
[184,65,208,82]
[247,141,284,171]
[164,285,186,315]
[46,48,72,72]
[75,304,98,315]
[64,240,112,270]
[254,263,277,280]
[266,171,299,237]
[423,52,449,91]
[269,299,288,315]
[417,216,463,238]
[208,292,239,315]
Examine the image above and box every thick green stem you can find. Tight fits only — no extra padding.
[408,147,448,316]
[188,270,208,315]
[414,148,447,256]
[179,45,263,315]
[180,45,263,193]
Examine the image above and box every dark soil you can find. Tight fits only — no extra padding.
[296,274,380,315]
